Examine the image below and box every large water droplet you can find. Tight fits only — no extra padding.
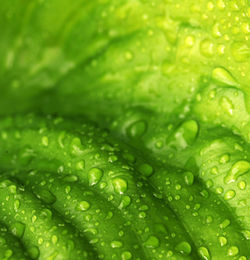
[175,241,192,255]
[127,120,147,139]
[170,120,199,149]
[212,67,238,87]
[231,42,250,62]
[88,168,103,186]
[27,246,40,259]
[121,251,132,260]
[112,178,127,194]
[138,163,154,177]
[76,201,90,211]
[144,235,159,249]
[10,222,25,238]
[184,171,194,185]
[228,246,239,256]
[220,97,234,116]
[118,196,131,209]
[110,241,123,248]
[198,247,210,260]
[224,161,250,184]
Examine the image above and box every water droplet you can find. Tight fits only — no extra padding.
[111,241,123,248]
[220,219,230,229]
[144,235,159,249]
[211,167,219,175]
[175,241,192,255]
[224,161,250,184]
[121,251,132,260]
[41,136,49,147]
[118,196,131,209]
[127,120,147,139]
[63,175,78,183]
[10,222,25,238]
[224,190,236,200]
[212,23,222,38]
[237,181,246,190]
[88,168,103,186]
[220,97,234,116]
[231,42,250,62]
[112,178,127,194]
[52,235,58,245]
[198,247,210,260]
[185,35,195,47]
[76,161,85,170]
[219,154,230,164]
[212,67,238,86]
[170,120,199,149]
[228,246,239,256]
[5,249,13,258]
[125,51,133,61]
[27,246,40,259]
[200,39,214,57]
[35,189,56,204]
[218,236,227,246]
[76,201,90,211]
[242,230,250,240]
[184,171,194,185]
[14,199,20,211]
[138,163,154,177]
[8,185,17,194]
[70,137,83,155]
[206,215,213,224]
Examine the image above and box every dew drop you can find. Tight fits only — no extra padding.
[218,236,227,246]
[198,247,210,260]
[138,163,154,177]
[121,251,132,260]
[224,161,250,184]
[224,190,236,200]
[76,201,90,211]
[118,196,131,209]
[127,120,147,139]
[175,241,192,255]
[112,178,127,194]
[228,246,239,256]
[220,97,234,116]
[110,241,123,248]
[212,67,238,86]
[88,168,103,186]
[184,171,194,185]
[144,235,159,249]
[10,222,25,238]
[27,246,40,259]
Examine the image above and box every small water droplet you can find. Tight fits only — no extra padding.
[212,67,238,86]
[242,230,250,240]
[200,39,214,57]
[63,175,78,183]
